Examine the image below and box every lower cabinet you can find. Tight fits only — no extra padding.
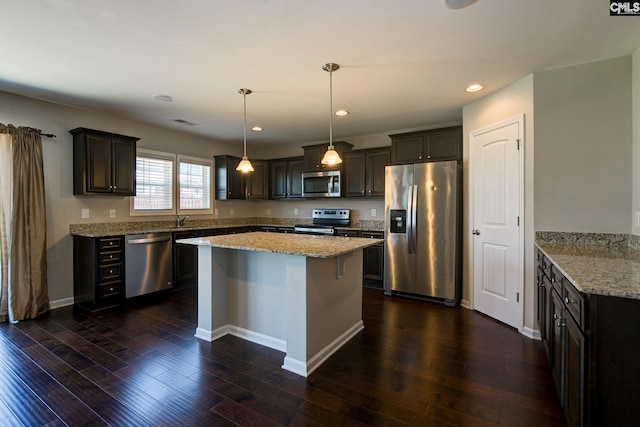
[362,231,384,288]
[537,247,640,426]
[73,235,124,311]
[173,228,233,289]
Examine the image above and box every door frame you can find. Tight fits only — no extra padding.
[468,114,525,332]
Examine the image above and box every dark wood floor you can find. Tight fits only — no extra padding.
[0,287,566,426]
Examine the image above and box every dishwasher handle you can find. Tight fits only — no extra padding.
[127,236,172,244]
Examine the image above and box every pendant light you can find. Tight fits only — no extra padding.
[321,63,342,165]
[236,88,255,173]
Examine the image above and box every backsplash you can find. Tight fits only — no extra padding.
[535,231,636,248]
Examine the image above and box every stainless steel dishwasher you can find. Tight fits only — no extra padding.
[125,232,173,298]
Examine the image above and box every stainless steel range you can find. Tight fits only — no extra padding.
[293,209,350,235]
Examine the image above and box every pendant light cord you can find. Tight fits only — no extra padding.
[329,67,333,148]
[243,91,248,156]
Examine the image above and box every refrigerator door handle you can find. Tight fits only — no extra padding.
[411,184,418,254]
[407,184,414,254]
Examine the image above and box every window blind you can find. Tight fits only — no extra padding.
[134,156,174,211]
[179,161,211,210]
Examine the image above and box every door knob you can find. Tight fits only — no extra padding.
[472,229,480,235]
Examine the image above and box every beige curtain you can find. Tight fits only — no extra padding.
[0,124,49,323]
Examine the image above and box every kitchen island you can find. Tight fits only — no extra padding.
[176,231,383,377]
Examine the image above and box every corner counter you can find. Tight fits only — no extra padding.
[178,232,382,377]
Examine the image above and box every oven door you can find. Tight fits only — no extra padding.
[302,171,340,197]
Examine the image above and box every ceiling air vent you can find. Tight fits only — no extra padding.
[173,119,198,126]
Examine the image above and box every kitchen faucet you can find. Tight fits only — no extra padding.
[175,215,189,228]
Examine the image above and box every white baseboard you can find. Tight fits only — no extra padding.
[195,325,229,342]
[282,320,364,377]
[522,326,541,340]
[460,299,471,309]
[49,297,74,310]
[228,326,287,353]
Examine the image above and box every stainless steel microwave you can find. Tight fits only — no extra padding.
[301,170,341,197]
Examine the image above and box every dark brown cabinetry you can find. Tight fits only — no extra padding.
[70,127,139,196]
[246,160,268,199]
[302,142,353,172]
[214,155,245,200]
[173,228,228,289]
[362,231,384,287]
[536,247,640,426]
[73,235,124,310]
[344,147,390,197]
[269,157,304,199]
[390,126,461,165]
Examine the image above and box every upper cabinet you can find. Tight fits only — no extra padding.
[390,126,461,165]
[214,155,245,200]
[302,141,353,171]
[270,157,304,199]
[344,147,390,198]
[70,127,139,196]
[245,160,268,200]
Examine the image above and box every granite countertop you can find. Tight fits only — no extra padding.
[177,231,383,259]
[70,218,385,237]
[536,239,640,300]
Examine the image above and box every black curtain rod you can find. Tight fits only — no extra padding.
[39,132,57,138]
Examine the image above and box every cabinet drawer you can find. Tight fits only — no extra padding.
[550,264,564,295]
[335,228,362,237]
[563,281,585,330]
[99,282,121,298]
[98,238,122,251]
[99,251,121,264]
[99,264,122,281]
[362,231,384,239]
[537,249,551,279]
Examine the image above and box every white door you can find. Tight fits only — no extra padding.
[471,116,523,330]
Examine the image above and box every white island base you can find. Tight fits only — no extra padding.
[194,245,364,377]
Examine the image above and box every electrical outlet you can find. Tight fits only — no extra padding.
[214,208,219,216]
[294,208,299,216]
[371,208,377,217]
[230,209,235,216]
[635,212,640,228]
[81,208,89,219]
[266,208,271,215]
[109,209,116,218]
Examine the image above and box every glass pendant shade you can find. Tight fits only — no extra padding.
[236,88,254,173]
[237,156,254,173]
[321,145,341,165]
[321,62,342,165]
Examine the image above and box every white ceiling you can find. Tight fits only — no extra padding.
[1,1,639,147]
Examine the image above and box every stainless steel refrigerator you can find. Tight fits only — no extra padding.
[384,161,461,306]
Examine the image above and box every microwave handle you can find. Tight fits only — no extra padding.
[328,175,334,192]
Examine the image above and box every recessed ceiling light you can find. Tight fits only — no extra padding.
[443,0,478,9]
[465,83,484,93]
[335,110,349,116]
[251,126,263,132]
[154,94,175,102]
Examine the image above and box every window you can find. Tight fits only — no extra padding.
[178,155,213,214]
[131,150,213,216]
[131,149,175,216]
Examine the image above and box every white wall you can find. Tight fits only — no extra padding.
[462,75,535,330]
[534,56,633,233]
[632,47,640,236]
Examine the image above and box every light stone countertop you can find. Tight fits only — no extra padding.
[177,231,383,259]
[70,218,384,237]
[536,242,640,300]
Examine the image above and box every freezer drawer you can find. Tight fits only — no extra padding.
[125,233,173,298]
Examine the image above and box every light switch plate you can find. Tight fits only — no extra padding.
[109,209,116,218]
[635,212,640,228]
[230,209,235,216]
[81,208,89,219]
[371,208,377,217]
[294,208,299,216]
[266,208,271,215]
